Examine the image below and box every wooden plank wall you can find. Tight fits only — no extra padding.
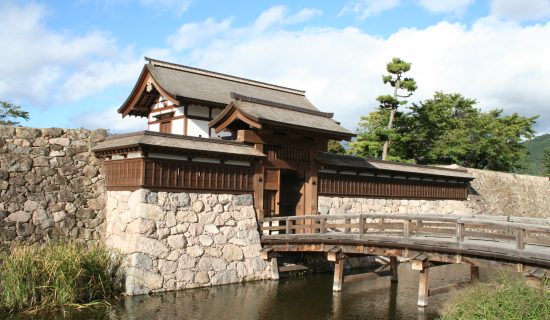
[105,158,143,188]
[105,158,254,192]
[318,173,467,200]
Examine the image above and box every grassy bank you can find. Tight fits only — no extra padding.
[440,272,549,320]
[0,243,122,313]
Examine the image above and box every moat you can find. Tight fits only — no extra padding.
[4,263,483,320]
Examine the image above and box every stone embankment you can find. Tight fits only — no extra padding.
[319,168,550,218]
[105,190,271,295]
[0,125,108,247]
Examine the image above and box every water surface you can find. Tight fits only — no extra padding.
[5,263,485,320]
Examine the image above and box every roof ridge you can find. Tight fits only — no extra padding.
[106,130,254,148]
[318,152,470,174]
[231,92,333,118]
[144,57,306,96]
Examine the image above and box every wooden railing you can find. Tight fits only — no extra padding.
[259,214,550,266]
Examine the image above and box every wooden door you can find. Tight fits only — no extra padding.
[263,168,280,217]
[160,121,171,134]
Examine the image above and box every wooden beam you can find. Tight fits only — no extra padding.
[270,257,280,280]
[344,270,391,283]
[390,256,399,283]
[333,258,345,292]
[327,247,343,262]
[418,268,429,307]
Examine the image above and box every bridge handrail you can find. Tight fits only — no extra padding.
[259,213,550,251]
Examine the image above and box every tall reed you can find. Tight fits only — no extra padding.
[440,271,549,320]
[0,242,122,312]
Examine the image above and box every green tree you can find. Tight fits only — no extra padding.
[544,147,550,176]
[405,92,537,171]
[350,92,537,172]
[1,100,29,125]
[377,57,417,160]
[349,108,407,160]
[327,140,346,154]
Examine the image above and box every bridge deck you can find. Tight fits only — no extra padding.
[259,214,550,268]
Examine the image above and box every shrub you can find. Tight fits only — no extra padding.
[440,272,549,320]
[0,242,122,312]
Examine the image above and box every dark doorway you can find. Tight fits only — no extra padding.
[279,169,305,216]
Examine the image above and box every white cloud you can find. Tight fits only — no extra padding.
[139,0,193,15]
[490,0,550,21]
[167,8,550,134]
[340,0,401,19]
[417,0,473,14]
[72,108,147,133]
[0,2,139,105]
[284,8,323,24]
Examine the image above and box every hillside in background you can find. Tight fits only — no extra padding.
[517,134,550,176]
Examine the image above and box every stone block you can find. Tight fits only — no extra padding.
[7,211,31,223]
[128,189,151,210]
[192,200,204,213]
[127,218,156,235]
[222,244,244,262]
[32,208,54,229]
[177,254,196,269]
[204,224,219,234]
[198,235,214,247]
[167,234,187,249]
[49,137,71,147]
[210,270,238,286]
[186,245,204,258]
[195,271,210,284]
[125,267,163,295]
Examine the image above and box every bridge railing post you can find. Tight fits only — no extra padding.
[345,218,351,233]
[359,214,365,238]
[404,219,411,238]
[320,217,326,234]
[516,227,526,249]
[286,217,291,235]
[456,221,465,243]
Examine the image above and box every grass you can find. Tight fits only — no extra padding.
[0,242,122,313]
[440,271,550,320]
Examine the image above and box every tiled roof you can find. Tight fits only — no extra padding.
[145,58,317,110]
[220,98,354,138]
[92,131,265,158]
[317,152,474,179]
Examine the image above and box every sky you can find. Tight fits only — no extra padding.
[1,0,550,135]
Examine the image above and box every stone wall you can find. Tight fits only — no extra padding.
[0,125,108,247]
[105,190,272,295]
[319,168,550,218]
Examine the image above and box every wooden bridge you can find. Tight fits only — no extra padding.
[259,213,550,307]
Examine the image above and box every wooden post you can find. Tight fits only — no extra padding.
[404,219,411,238]
[516,228,526,249]
[270,257,280,280]
[333,258,345,292]
[286,217,291,235]
[320,217,326,234]
[456,222,465,243]
[359,215,365,238]
[470,265,479,282]
[390,256,398,283]
[418,268,429,307]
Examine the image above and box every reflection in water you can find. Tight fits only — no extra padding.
[2,263,485,320]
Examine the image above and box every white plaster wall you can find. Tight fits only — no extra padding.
[149,123,160,132]
[188,119,209,137]
[188,105,209,117]
[172,118,184,135]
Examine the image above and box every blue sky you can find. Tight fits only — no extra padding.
[2,0,550,134]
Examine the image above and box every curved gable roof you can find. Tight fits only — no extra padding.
[119,57,318,116]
